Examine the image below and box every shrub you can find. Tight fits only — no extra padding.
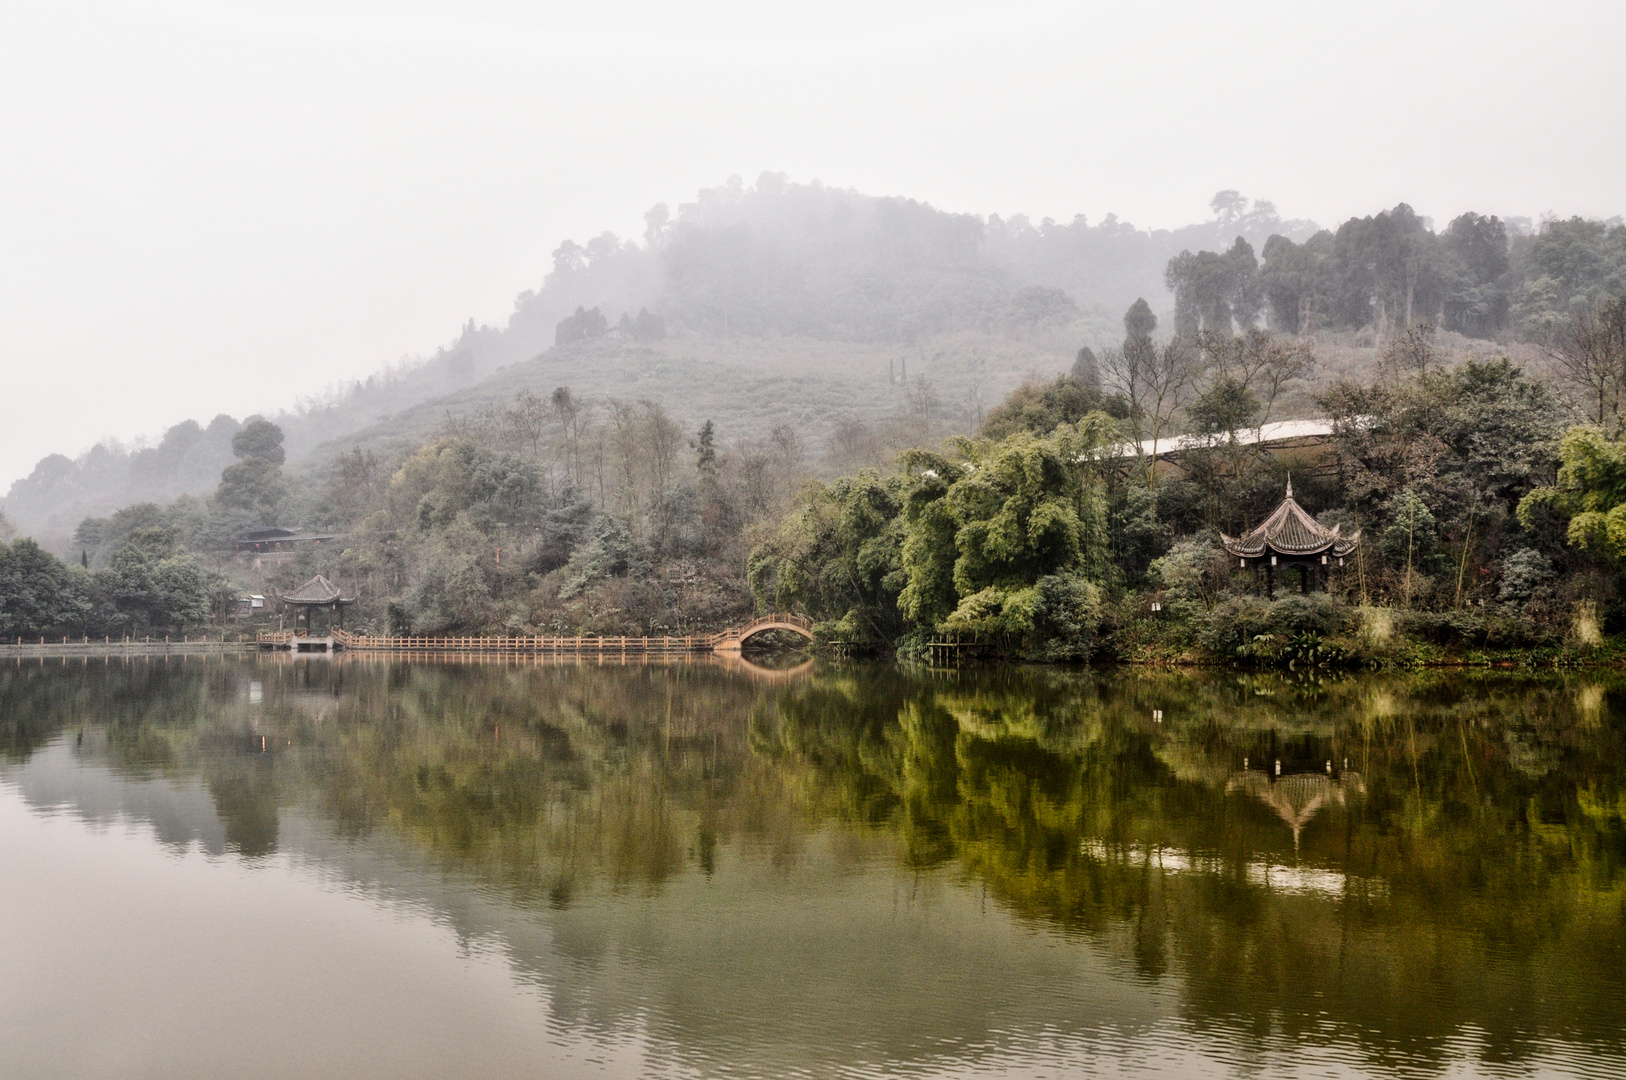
[1200,593,1357,666]
[1497,548,1556,602]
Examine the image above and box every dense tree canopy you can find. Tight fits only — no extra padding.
[747,471,908,647]
[231,418,286,466]
[0,539,91,638]
[1522,427,1626,563]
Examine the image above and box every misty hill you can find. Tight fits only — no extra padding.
[278,180,1328,456]
[7,178,1301,536]
[8,174,1623,540]
[3,415,243,539]
[291,331,1083,486]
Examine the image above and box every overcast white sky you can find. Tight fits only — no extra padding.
[2,0,1622,489]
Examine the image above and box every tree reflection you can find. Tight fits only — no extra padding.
[2,656,1623,1069]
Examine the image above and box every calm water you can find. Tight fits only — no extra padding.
[1,655,1622,1079]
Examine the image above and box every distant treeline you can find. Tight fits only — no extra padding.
[4,415,244,535]
[1168,206,1626,342]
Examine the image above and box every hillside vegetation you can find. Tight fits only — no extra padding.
[14,177,1619,542]
[5,178,1625,664]
[0,178,1357,537]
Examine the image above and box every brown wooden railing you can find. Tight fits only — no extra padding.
[252,615,817,655]
[2,634,256,655]
[324,629,713,654]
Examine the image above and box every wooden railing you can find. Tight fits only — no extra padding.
[251,616,819,655]
[711,612,815,646]
[327,628,717,654]
[2,634,256,655]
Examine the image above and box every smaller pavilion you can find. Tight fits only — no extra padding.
[275,575,354,638]
[1221,479,1359,597]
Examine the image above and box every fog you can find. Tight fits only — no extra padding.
[2,0,1623,489]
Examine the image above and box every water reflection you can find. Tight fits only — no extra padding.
[1,655,1623,1078]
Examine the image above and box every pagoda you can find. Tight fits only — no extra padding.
[274,574,354,638]
[1221,479,1359,597]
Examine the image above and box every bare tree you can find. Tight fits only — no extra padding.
[826,416,883,473]
[606,399,644,526]
[1376,323,1439,383]
[328,447,380,524]
[1545,294,1626,429]
[885,376,942,449]
[769,422,804,476]
[1102,337,1199,489]
[1198,327,1316,437]
[642,400,684,496]
[502,389,549,457]
[551,386,583,482]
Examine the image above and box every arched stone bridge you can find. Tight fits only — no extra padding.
[711,613,814,654]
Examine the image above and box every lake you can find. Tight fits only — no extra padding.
[1,654,1622,1079]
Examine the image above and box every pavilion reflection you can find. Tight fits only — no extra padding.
[1227,765,1365,849]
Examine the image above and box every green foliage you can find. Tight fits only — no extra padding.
[0,539,92,638]
[384,440,544,535]
[898,419,1113,655]
[405,519,506,632]
[694,419,718,480]
[231,418,286,466]
[556,305,608,345]
[1199,594,1356,667]
[1258,204,1447,335]
[1319,354,1575,611]
[1186,373,1260,436]
[1165,236,1260,337]
[74,502,170,568]
[1510,217,1626,338]
[4,415,241,538]
[1430,356,1574,508]
[1497,548,1556,602]
[1254,207,1620,341]
[1147,534,1223,620]
[979,376,1127,439]
[1522,426,1626,562]
[98,527,219,633]
[557,517,650,601]
[1026,573,1102,661]
[1108,483,1169,583]
[214,457,290,525]
[1380,489,1439,566]
[748,471,908,647]
[1070,346,1098,385]
[1123,297,1157,345]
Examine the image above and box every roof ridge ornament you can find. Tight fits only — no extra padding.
[1285,473,1293,499]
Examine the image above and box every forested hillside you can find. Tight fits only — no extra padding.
[7,175,1623,543]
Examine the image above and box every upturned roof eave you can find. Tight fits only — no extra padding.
[275,573,354,606]
[1221,489,1360,560]
[1222,536,1344,559]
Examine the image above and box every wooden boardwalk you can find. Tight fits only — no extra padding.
[259,613,815,656]
[1,635,256,658]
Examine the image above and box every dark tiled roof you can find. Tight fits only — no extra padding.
[277,574,351,605]
[1221,480,1361,559]
[243,526,298,541]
